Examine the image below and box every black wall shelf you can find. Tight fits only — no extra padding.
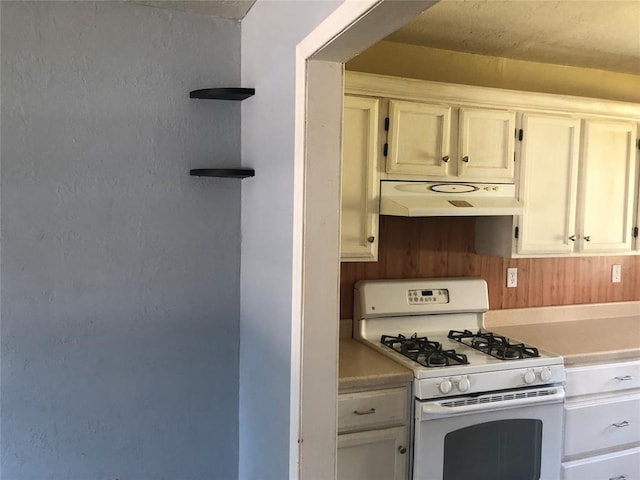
[189,88,255,101]
[189,87,255,179]
[190,168,255,179]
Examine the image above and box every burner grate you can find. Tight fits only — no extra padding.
[448,329,540,360]
[381,333,469,367]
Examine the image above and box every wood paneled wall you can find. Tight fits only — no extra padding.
[340,216,640,319]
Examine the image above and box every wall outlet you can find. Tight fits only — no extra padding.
[612,264,622,283]
[507,267,518,288]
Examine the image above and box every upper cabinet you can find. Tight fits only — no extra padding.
[478,115,638,257]
[385,100,515,182]
[458,108,516,181]
[386,100,451,177]
[343,72,640,259]
[516,113,582,255]
[513,114,637,256]
[579,119,637,253]
[340,95,382,262]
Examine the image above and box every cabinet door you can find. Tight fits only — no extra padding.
[341,96,380,261]
[578,119,637,253]
[337,426,408,480]
[517,114,581,255]
[458,108,516,181]
[386,99,451,177]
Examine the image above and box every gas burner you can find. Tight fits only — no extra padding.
[448,329,540,360]
[381,334,469,367]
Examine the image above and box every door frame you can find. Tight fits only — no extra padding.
[293,1,438,477]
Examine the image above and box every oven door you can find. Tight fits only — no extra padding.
[413,385,565,480]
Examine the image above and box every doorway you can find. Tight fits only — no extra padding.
[295,1,437,477]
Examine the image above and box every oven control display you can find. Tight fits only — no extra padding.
[407,288,450,305]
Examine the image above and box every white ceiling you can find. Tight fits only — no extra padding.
[132,0,640,75]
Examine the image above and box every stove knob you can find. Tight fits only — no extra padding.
[539,367,552,382]
[457,376,471,392]
[439,378,453,394]
[523,369,536,385]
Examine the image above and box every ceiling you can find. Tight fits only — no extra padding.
[385,0,640,75]
[133,0,640,75]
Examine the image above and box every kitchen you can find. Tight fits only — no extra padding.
[1,1,638,479]
[335,2,640,479]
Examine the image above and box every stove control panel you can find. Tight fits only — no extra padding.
[415,364,567,400]
[407,288,449,305]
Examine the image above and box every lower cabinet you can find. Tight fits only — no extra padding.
[562,360,640,480]
[337,385,410,480]
[337,426,408,480]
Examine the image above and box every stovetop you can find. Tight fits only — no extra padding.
[368,328,561,380]
[353,278,565,397]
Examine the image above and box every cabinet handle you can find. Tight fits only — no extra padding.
[609,476,627,480]
[353,408,376,416]
[612,421,630,428]
[367,236,375,243]
[462,156,469,163]
[615,375,633,381]
[584,235,591,242]
[398,446,407,454]
[442,156,450,163]
[568,235,576,241]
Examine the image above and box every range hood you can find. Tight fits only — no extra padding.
[380,181,524,217]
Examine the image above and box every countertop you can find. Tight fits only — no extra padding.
[339,339,413,391]
[485,302,640,366]
[338,302,639,390]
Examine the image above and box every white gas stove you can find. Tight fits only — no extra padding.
[354,278,566,480]
[353,277,565,400]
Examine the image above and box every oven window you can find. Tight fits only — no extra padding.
[443,419,543,480]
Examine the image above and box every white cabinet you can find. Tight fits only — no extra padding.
[458,107,516,180]
[337,426,408,480]
[340,95,381,262]
[386,99,451,177]
[343,72,640,259]
[337,385,410,480]
[477,115,638,257]
[562,359,640,480]
[516,114,581,255]
[579,119,637,253]
[385,100,515,182]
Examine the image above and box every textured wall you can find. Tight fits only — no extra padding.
[1,2,240,479]
[239,1,342,478]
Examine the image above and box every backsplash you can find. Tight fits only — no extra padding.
[340,216,640,319]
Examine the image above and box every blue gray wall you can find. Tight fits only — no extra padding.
[240,2,342,478]
[1,2,241,479]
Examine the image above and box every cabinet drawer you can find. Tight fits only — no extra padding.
[566,360,640,397]
[338,387,409,433]
[562,446,640,480]
[564,393,640,457]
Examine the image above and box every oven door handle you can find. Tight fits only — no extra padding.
[420,387,565,420]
